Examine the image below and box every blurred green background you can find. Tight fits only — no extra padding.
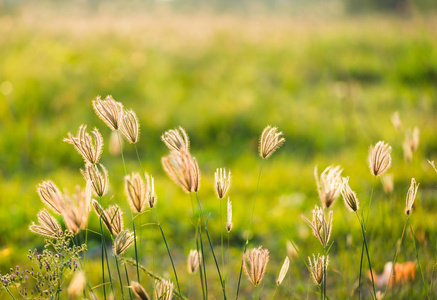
[1,0,437,298]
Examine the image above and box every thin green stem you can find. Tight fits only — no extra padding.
[115,257,126,299]
[358,241,364,300]
[152,207,181,294]
[220,198,225,292]
[356,212,377,300]
[227,233,230,298]
[195,192,227,299]
[196,225,207,300]
[323,247,327,300]
[365,176,376,227]
[124,263,134,300]
[5,287,16,300]
[409,220,430,300]
[132,217,141,283]
[99,216,107,300]
[236,161,263,299]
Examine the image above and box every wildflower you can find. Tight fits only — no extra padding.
[259,125,285,159]
[187,250,201,274]
[113,230,135,256]
[381,174,394,195]
[405,178,419,215]
[314,165,343,208]
[161,127,190,153]
[276,256,290,286]
[37,180,64,215]
[215,168,231,199]
[226,197,233,233]
[120,109,140,144]
[341,177,359,212]
[29,209,62,239]
[162,151,200,193]
[303,205,333,248]
[82,163,109,197]
[369,141,392,176]
[308,254,328,285]
[243,246,270,286]
[64,125,103,165]
[125,173,147,213]
[154,279,174,300]
[92,95,123,131]
[129,281,150,300]
[61,184,92,234]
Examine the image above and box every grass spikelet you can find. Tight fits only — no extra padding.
[92,95,124,131]
[314,165,343,208]
[215,168,231,199]
[61,184,92,234]
[82,163,109,197]
[64,124,103,165]
[113,230,135,256]
[380,173,394,195]
[369,141,392,176]
[405,178,419,216]
[125,173,147,213]
[243,246,270,287]
[276,256,290,286]
[187,250,201,274]
[391,111,402,131]
[120,109,140,144]
[37,180,64,215]
[92,200,124,235]
[67,271,86,299]
[129,281,150,300]
[259,125,285,159]
[154,279,174,300]
[29,209,62,239]
[147,175,157,208]
[226,197,233,233]
[308,254,328,286]
[161,126,190,153]
[341,177,359,212]
[161,151,200,193]
[302,205,333,248]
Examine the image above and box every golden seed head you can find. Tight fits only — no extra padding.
[391,111,402,131]
[129,281,150,300]
[187,249,201,274]
[68,271,86,299]
[226,197,233,233]
[308,254,328,286]
[37,180,64,215]
[259,125,285,159]
[109,131,122,156]
[82,163,109,197]
[147,175,157,209]
[61,184,92,235]
[64,125,103,165]
[405,178,419,216]
[92,200,124,235]
[341,177,359,212]
[369,141,392,176]
[215,168,231,199]
[314,165,343,208]
[162,151,200,193]
[154,279,174,300]
[302,205,333,248]
[276,256,290,286]
[243,246,270,287]
[120,109,140,144]
[380,173,394,195]
[125,173,147,213]
[161,126,190,153]
[29,209,62,239]
[113,230,135,256]
[412,127,420,152]
[92,95,124,131]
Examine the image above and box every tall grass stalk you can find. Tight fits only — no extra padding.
[195,191,227,299]
[227,232,230,298]
[236,161,263,298]
[191,193,207,300]
[5,287,16,300]
[409,219,430,299]
[220,198,225,293]
[99,214,107,300]
[124,263,134,299]
[115,257,126,299]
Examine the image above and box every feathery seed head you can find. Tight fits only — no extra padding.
[226,197,233,233]
[125,173,147,213]
[341,177,359,212]
[314,165,343,208]
[82,163,109,197]
[405,178,419,216]
[161,126,190,153]
[109,131,121,156]
[243,246,270,286]
[162,151,200,193]
[147,175,157,208]
[64,125,103,165]
[92,200,124,235]
[412,127,420,152]
[391,111,402,131]
[369,141,392,176]
[29,209,62,239]
[308,254,328,285]
[37,180,64,215]
[61,184,92,234]
[154,279,174,300]
[215,168,231,199]
[276,256,290,286]
[302,205,333,248]
[120,109,140,144]
[187,250,201,274]
[113,230,135,256]
[129,281,150,300]
[68,271,86,299]
[92,95,124,131]
[381,174,394,195]
[259,125,285,159]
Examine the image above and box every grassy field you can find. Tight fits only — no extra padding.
[1,3,437,299]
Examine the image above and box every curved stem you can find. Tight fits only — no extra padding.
[409,220,430,300]
[115,257,126,299]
